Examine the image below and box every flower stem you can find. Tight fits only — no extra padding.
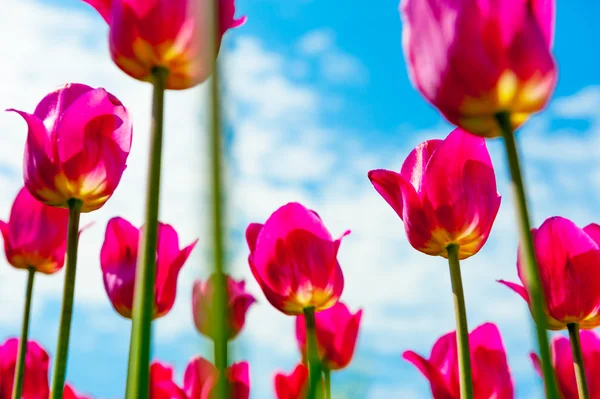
[50,199,82,399]
[323,368,331,399]
[125,66,168,399]
[304,306,322,399]
[446,244,473,399]
[497,112,559,399]
[568,323,590,399]
[12,267,36,399]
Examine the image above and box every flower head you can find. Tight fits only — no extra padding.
[83,0,246,90]
[296,302,362,370]
[500,217,600,330]
[63,385,93,399]
[150,362,187,399]
[246,202,349,315]
[100,217,197,319]
[192,274,256,340]
[403,323,514,399]
[0,338,49,399]
[401,0,557,137]
[184,356,250,399]
[8,83,132,212]
[369,128,501,259]
[0,187,69,274]
[274,364,308,399]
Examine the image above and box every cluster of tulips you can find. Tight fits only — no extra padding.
[0,0,596,398]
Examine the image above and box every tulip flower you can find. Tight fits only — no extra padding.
[274,364,309,399]
[0,187,68,274]
[0,338,49,399]
[246,202,349,315]
[100,217,198,319]
[83,0,246,90]
[183,356,250,399]
[192,274,256,340]
[499,217,600,330]
[8,83,132,213]
[369,128,501,260]
[63,385,93,399]
[400,0,557,137]
[532,331,600,399]
[403,323,514,399]
[296,302,362,370]
[150,362,187,399]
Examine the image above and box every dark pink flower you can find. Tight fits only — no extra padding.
[500,217,600,330]
[531,330,600,399]
[369,128,501,260]
[192,274,256,340]
[63,384,93,399]
[183,356,250,399]
[83,0,246,90]
[100,217,197,319]
[401,0,557,137]
[403,323,514,399]
[8,83,132,212]
[274,364,308,399]
[296,302,362,370]
[246,202,349,315]
[0,187,69,274]
[0,338,49,399]
[150,362,187,399]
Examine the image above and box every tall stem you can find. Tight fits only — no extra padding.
[304,306,322,399]
[125,67,168,399]
[12,267,36,399]
[50,199,82,399]
[497,112,559,399]
[323,368,331,399]
[447,244,473,399]
[568,323,590,399]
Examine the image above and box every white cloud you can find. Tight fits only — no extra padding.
[297,29,335,56]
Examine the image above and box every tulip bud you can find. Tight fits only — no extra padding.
[274,364,309,399]
[0,338,49,399]
[150,362,187,399]
[184,356,250,399]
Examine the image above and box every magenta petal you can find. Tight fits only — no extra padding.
[245,223,263,253]
[82,0,112,23]
[228,361,250,399]
[183,356,218,399]
[368,169,405,218]
[530,353,542,377]
[584,223,600,247]
[497,280,530,303]
[403,350,455,399]
[399,139,442,193]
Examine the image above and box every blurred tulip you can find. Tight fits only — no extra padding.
[403,323,514,399]
[369,128,501,260]
[0,187,68,274]
[63,385,93,399]
[0,338,49,399]
[83,0,246,90]
[192,274,256,340]
[531,331,600,398]
[8,83,132,213]
[401,0,557,137]
[100,217,197,319]
[500,217,600,330]
[274,364,308,399]
[183,356,250,399]
[150,362,187,399]
[296,302,362,370]
[246,202,349,315]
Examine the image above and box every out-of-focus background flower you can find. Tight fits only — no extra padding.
[0,1,598,397]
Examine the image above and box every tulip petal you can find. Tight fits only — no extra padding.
[399,139,442,193]
[274,364,308,399]
[368,169,405,218]
[245,223,263,253]
[228,361,250,399]
[584,223,600,247]
[184,356,218,399]
[497,279,530,303]
[403,350,455,399]
[82,0,112,23]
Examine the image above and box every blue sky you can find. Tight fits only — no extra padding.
[0,1,599,398]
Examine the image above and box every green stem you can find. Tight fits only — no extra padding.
[304,307,322,399]
[12,267,36,399]
[497,112,559,399]
[125,66,168,399]
[50,199,82,399]
[323,368,331,399]
[446,244,473,399]
[568,323,590,399]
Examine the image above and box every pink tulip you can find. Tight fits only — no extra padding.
[296,302,362,370]
[0,187,69,274]
[500,217,600,330]
[246,202,349,315]
[183,356,250,399]
[531,331,600,399]
[150,362,187,399]
[63,385,93,399]
[369,128,501,260]
[100,217,197,319]
[274,364,308,399]
[403,323,514,399]
[192,274,256,340]
[83,0,246,90]
[401,0,557,137]
[0,338,49,399]
[8,83,132,213]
